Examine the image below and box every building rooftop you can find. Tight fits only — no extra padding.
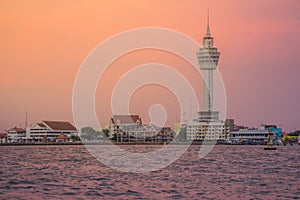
[8,127,25,132]
[111,115,141,124]
[43,121,77,131]
[55,134,68,140]
[37,123,47,128]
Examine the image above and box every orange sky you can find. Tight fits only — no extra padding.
[0,0,300,131]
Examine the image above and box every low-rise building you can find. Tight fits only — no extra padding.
[187,120,226,141]
[229,128,268,143]
[229,124,282,144]
[225,119,235,133]
[26,121,78,141]
[186,111,226,141]
[0,132,7,143]
[7,127,26,142]
[109,115,142,137]
[109,115,175,143]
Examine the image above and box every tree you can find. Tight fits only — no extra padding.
[70,135,81,141]
[80,127,108,141]
[102,128,110,138]
[176,127,187,142]
[81,127,96,135]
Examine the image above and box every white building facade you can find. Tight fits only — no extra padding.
[187,120,226,141]
[109,115,175,143]
[26,121,78,141]
[229,129,269,142]
[7,127,26,142]
[186,111,226,141]
[228,125,279,143]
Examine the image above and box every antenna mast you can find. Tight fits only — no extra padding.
[25,112,28,128]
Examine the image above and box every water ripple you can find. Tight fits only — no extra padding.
[0,145,299,199]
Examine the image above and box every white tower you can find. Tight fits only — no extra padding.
[185,14,226,141]
[197,14,220,112]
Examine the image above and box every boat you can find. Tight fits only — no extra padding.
[264,130,277,150]
[264,147,277,150]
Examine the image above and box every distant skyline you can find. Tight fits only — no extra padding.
[0,0,299,132]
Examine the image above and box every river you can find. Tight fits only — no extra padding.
[0,145,299,199]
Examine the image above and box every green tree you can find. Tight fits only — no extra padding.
[176,127,187,142]
[80,127,107,141]
[70,135,81,141]
[102,128,110,138]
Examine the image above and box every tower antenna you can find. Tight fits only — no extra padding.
[206,10,211,37]
[25,112,28,128]
[207,9,210,28]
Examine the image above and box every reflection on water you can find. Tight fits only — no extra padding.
[0,145,299,199]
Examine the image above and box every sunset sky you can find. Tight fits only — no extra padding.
[1,0,299,132]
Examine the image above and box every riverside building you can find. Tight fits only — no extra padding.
[26,121,78,142]
[229,124,283,144]
[7,127,26,142]
[109,115,175,143]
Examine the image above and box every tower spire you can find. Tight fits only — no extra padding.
[206,10,211,37]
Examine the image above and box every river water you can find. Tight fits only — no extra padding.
[0,145,299,199]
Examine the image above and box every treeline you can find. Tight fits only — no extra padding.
[80,127,110,141]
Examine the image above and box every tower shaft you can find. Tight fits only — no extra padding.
[203,69,214,111]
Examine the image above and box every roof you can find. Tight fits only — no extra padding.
[8,127,25,132]
[111,115,141,124]
[287,131,300,136]
[37,123,46,128]
[43,121,77,131]
[56,134,68,140]
[0,133,7,138]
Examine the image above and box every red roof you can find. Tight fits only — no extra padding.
[112,115,141,124]
[0,133,7,139]
[9,127,25,132]
[43,121,77,131]
[37,123,47,128]
[56,135,68,140]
